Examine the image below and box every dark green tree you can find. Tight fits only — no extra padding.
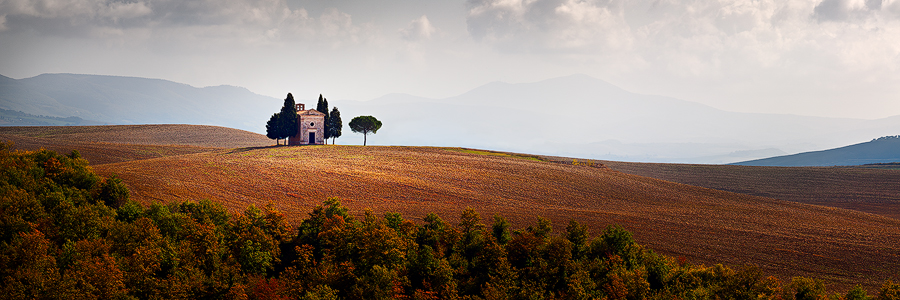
[492,215,511,245]
[349,115,382,146]
[316,95,331,143]
[278,93,298,143]
[98,174,129,209]
[316,94,325,112]
[265,112,281,144]
[328,107,342,144]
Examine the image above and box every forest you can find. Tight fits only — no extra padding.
[1,142,898,300]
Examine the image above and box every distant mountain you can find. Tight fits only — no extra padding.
[0,73,281,133]
[329,74,900,163]
[4,73,900,163]
[732,136,900,166]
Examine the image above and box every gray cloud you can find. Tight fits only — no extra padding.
[464,0,900,70]
[0,0,368,47]
[812,0,881,21]
[400,15,435,41]
[465,0,632,53]
[811,0,900,22]
[814,0,852,21]
[867,0,883,10]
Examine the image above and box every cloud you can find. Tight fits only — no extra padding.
[400,15,435,41]
[0,0,368,47]
[102,2,152,20]
[465,0,633,53]
[464,0,900,72]
[812,0,887,21]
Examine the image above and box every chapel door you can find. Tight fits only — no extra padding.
[309,132,316,145]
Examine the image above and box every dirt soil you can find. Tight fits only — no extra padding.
[93,145,900,292]
[573,159,900,220]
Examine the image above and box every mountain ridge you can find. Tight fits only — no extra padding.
[1,73,282,133]
[733,135,900,166]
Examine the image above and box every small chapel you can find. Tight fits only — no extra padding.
[287,103,326,145]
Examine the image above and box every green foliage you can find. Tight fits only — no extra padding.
[348,115,382,146]
[591,224,638,260]
[846,285,871,300]
[565,220,588,259]
[97,174,129,208]
[788,277,828,300]
[491,215,511,245]
[1,143,894,299]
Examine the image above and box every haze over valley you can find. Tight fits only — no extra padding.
[3,73,900,164]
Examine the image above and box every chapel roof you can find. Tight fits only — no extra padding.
[298,109,326,116]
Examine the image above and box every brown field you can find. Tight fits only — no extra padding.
[4,125,899,292]
[0,125,271,164]
[573,159,900,220]
[91,145,900,292]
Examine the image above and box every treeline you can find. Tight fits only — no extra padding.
[1,144,899,300]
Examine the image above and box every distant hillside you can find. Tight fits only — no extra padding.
[733,135,900,166]
[0,73,281,133]
[0,108,104,126]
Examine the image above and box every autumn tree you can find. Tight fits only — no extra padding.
[4,142,898,299]
[348,115,382,146]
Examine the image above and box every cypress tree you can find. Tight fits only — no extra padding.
[279,93,298,142]
[317,97,331,143]
[316,94,324,112]
[266,112,281,145]
[328,107,342,144]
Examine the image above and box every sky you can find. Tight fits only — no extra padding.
[2,0,900,119]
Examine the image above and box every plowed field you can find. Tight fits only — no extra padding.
[0,125,271,164]
[93,145,900,292]
[585,160,900,220]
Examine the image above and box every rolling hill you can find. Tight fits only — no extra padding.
[4,124,899,291]
[0,125,272,164]
[88,150,900,291]
[733,135,900,166]
[592,159,900,220]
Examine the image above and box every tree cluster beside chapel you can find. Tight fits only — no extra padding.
[266,93,342,145]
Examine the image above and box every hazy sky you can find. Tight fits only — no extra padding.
[2,0,900,119]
